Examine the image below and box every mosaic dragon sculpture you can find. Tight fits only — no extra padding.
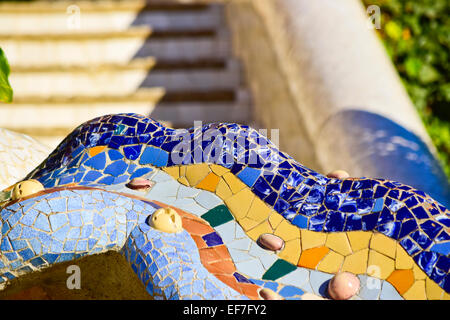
[0,113,448,300]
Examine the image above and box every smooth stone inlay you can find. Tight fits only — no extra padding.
[259,288,282,300]
[328,272,360,300]
[257,233,284,251]
[126,178,154,191]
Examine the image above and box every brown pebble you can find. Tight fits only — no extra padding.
[328,272,360,300]
[126,178,154,191]
[259,288,282,300]
[257,233,284,251]
[326,170,350,179]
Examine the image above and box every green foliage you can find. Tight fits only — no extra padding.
[0,48,13,103]
[363,0,450,179]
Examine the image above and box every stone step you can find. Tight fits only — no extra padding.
[9,58,241,97]
[0,0,211,14]
[1,31,231,67]
[153,89,252,128]
[2,88,251,149]
[0,2,223,34]
[2,88,242,129]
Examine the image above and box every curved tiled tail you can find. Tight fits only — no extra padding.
[21,113,449,297]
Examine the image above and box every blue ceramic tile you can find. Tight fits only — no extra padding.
[412,206,429,219]
[420,220,443,239]
[237,167,261,187]
[104,161,128,177]
[84,152,106,170]
[202,232,223,247]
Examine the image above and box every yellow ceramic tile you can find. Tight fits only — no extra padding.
[224,188,255,220]
[215,179,233,200]
[185,164,210,186]
[246,197,271,223]
[425,277,444,300]
[239,217,260,232]
[367,250,395,280]
[325,233,352,256]
[163,167,179,180]
[209,164,229,176]
[369,233,397,259]
[347,231,372,252]
[300,229,327,250]
[412,263,427,280]
[278,239,301,266]
[444,292,450,301]
[274,220,301,241]
[196,172,220,192]
[317,251,344,273]
[395,243,414,269]
[177,177,190,186]
[179,166,186,177]
[341,249,369,274]
[223,172,247,194]
[403,280,426,300]
[268,212,284,229]
[246,221,273,241]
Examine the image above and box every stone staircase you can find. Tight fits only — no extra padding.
[0,0,252,149]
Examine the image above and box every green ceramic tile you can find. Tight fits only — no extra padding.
[262,259,297,281]
[200,205,234,227]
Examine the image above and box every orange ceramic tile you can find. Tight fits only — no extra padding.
[207,259,236,275]
[240,283,261,300]
[191,234,208,250]
[386,269,415,295]
[297,246,330,269]
[214,245,233,260]
[215,274,244,295]
[199,247,222,264]
[88,145,106,157]
[181,218,212,235]
[196,172,220,192]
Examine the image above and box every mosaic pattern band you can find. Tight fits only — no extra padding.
[0,113,448,300]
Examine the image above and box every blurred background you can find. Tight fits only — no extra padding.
[361,0,449,180]
[0,0,448,203]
